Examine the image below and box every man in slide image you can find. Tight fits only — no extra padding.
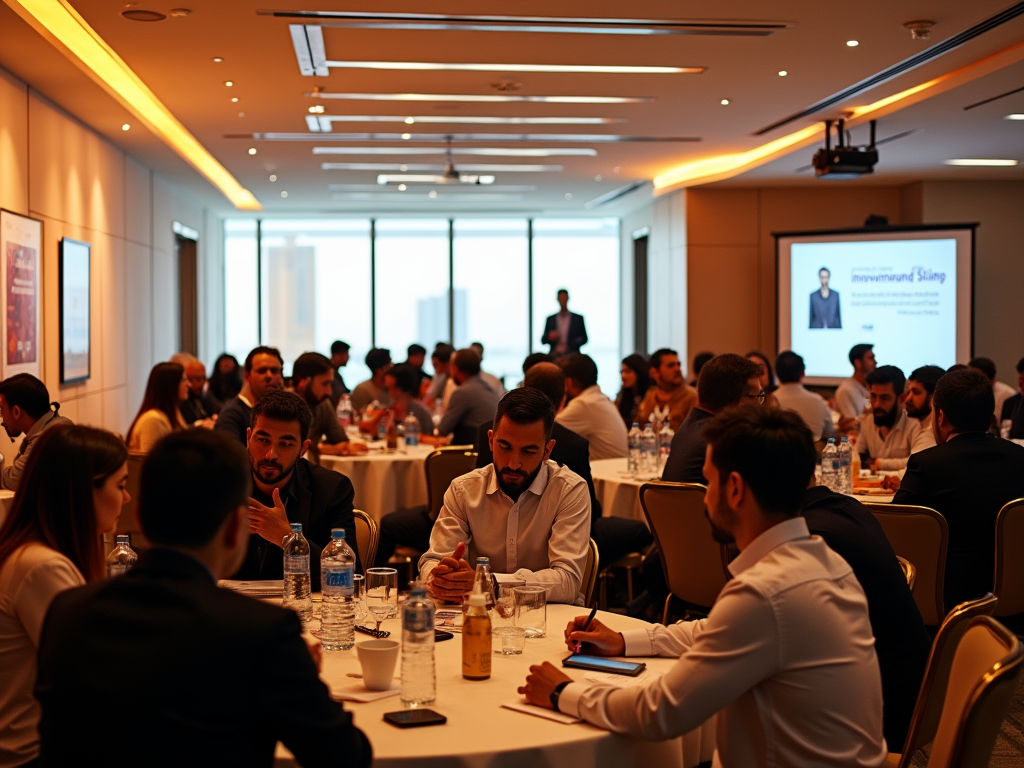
[859,365,934,472]
[809,266,841,329]
[835,343,876,426]
[542,289,588,358]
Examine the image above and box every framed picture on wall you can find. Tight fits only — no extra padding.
[0,209,43,380]
[59,238,91,383]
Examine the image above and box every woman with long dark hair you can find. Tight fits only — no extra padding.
[615,353,651,426]
[0,425,128,766]
[126,362,188,453]
[207,353,242,409]
[747,351,780,407]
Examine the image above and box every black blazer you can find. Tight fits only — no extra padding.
[893,432,1024,609]
[541,312,588,354]
[1002,393,1024,439]
[801,487,931,748]
[661,407,716,484]
[36,549,371,768]
[234,458,359,590]
[475,419,602,521]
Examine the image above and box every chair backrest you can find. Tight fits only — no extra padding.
[994,498,1024,617]
[352,509,378,575]
[115,454,150,551]
[864,503,948,625]
[925,616,1023,768]
[897,556,917,593]
[896,593,998,763]
[581,538,599,606]
[639,482,728,610]
[425,448,479,522]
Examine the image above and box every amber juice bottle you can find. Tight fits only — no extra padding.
[462,591,492,680]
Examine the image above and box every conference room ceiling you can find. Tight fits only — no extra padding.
[1,1,1022,215]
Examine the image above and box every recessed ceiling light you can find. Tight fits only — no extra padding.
[778,70,788,76]
[309,91,650,104]
[943,158,1018,166]
[321,60,701,75]
[401,133,411,140]
[322,162,563,172]
[248,147,257,155]
[225,80,234,86]
[121,123,130,131]
[122,10,166,21]
[375,174,497,185]
[269,174,277,181]
[238,112,245,117]
[313,147,596,156]
[720,99,730,105]
[428,190,437,198]
[400,164,408,171]
[231,97,239,102]
[308,105,325,114]
[213,57,223,63]
[1005,114,1024,120]
[281,191,288,197]
[595,174,602,181]
[846,40,859,47]
[564,193,573,200]
[398,184,407,191]
[613,166,620,173]
[405,117,415,124]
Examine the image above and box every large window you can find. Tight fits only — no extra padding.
[223,217,620,395]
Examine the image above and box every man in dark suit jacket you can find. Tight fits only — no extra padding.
[542,289,588,357]
[801,485,931,749]
[1000,356,1024,438]
[35,430,371,768]
[809,267,841,329]
[894,369,1024,610]
[234,390,360,589]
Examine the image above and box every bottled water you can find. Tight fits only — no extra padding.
[283,523,312,622]
[105,534,137,578]
[400,582,436,707]
[821,438,838,491]
[838,437,853,495]
[404,414,420,447]
[377,410,389,441]
[335,394,353,429]
[473,557,496,612]
[320,528,356,650]
[627,423,641,475]
[641,423,658,476]
[658,422,674,473]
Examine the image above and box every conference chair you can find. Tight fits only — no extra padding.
[581,538,599,607]
[993,498,1024,618]
[109,453,149,555]
[897,556,917,593]
[352,509,378,576]
[598,550,645,610]
[864,502,948,626]
[425,448,479,522]
[888,594,998,767]
[639,482,731,624]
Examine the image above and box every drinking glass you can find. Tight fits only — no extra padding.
[353,574,367,623]
[514,586,548,638]
[492,585,518,653]
[366,567,398,632]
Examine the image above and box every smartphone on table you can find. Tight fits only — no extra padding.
[562,654,647,676]
[384,709,448,728]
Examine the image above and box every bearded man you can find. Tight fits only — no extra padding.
[859,365,934,472]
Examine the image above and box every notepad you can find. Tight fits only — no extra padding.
[501,699,581,724]
[328,681,401,703]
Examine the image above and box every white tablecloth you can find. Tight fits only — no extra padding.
[0,490,15,526]
[275,605,714,768]
[320,445,434,523]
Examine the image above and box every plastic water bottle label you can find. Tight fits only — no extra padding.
[405,433,418,446]
[324,566,354,594]
[284,554,309,574]
[108,565,130,577]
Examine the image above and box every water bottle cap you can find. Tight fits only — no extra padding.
[116,534,129,543]
[840,436,849,443]
[289,523,303,532]
[632,423,639,429]
[331,528,346,539]
[410,581,427,596]
[827,438,836,445]
[476,557,490,566]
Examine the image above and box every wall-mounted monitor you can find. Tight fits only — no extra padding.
[776,225,975,385]
[59,238,91,383]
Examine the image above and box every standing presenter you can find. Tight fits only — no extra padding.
[542,289,588,358]
[809,267,841,329]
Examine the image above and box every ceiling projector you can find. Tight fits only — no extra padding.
[812,119,878,179]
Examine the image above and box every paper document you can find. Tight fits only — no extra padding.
[218,580,282,597]
[501,699,581,724]
[328,681,400,703]
[583,669,662,688]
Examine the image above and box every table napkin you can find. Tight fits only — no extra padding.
[328,680,401,703]
[501,699,581,724]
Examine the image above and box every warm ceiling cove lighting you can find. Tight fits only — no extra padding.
[312,147,597,156]
[943,158,1018,166]
[5,0,259,210]
[321,162,563,172]
[1005,114,1024,120]
[322,60,701,74]
[308,114,626,127]
[310,91,650,104]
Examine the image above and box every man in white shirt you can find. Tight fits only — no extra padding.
[969,356,1017,421]
[420,387,591,605]
[554,353,628,460]
[835,343,876,425]
[860,365,934,471]
[518,407,887,768]
[772,351,836,441]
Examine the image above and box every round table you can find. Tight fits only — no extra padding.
[590,458,653,523]
[275,604,714,768]
[320,444,434,523]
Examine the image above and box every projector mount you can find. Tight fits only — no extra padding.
[812,119,879,179]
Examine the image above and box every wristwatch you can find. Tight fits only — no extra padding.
[549,680,571,711]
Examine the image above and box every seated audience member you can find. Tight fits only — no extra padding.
[969,355,1017,420]
[614,353,649,427]
[519,408,887,767]
[0,425,127,768]
[35,429,371,768]
[894,369,1024,610]
[746,351,780,407]
[662,354,762,483]
[425,343,455,407]
[800,485,931,748]
[127,363,189,453]
[207,353,242,411]
[515,351,554,388]
[555,353,628,461]
[470,342,505,395]
[860,365,934,471]
[689,351,714,386]
[384,364,435,437]
[328,340,351,407]
[635,348,698,431]
[436,349,501,446]
[421,388,591,605]
[772,351,836,441]
[214,346,284,447]
[179,358,219,425]
[292,352,364,457]
[904,365,945,426]
[835,343,876,424]
[233,390,360,589]
[0,374,73,491]
[1000,356,1024,439]
[350,348,392,413]
[403,344,431,392]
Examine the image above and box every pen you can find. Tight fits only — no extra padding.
[575,606,598,653]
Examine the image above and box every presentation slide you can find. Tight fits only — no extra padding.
[777,228,973,383]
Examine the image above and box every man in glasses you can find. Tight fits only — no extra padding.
[662,354,763,485]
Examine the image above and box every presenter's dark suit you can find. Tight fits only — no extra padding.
[801,487,931,748]
[541,312,588,355]
[893,432,1024,611]
[36,549,371,768]
[809,289,841,329]
[234,458,359,590]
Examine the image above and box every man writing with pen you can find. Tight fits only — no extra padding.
[418,388,591,606]
[518,407,888,767]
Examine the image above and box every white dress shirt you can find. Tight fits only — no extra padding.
[859,409,935,471]
[773,383,836,441]
[419,461,591,605]
[836,377,870,420]
[558,517,887,768]
[994,380,1017,421]
[555,385,629,460]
